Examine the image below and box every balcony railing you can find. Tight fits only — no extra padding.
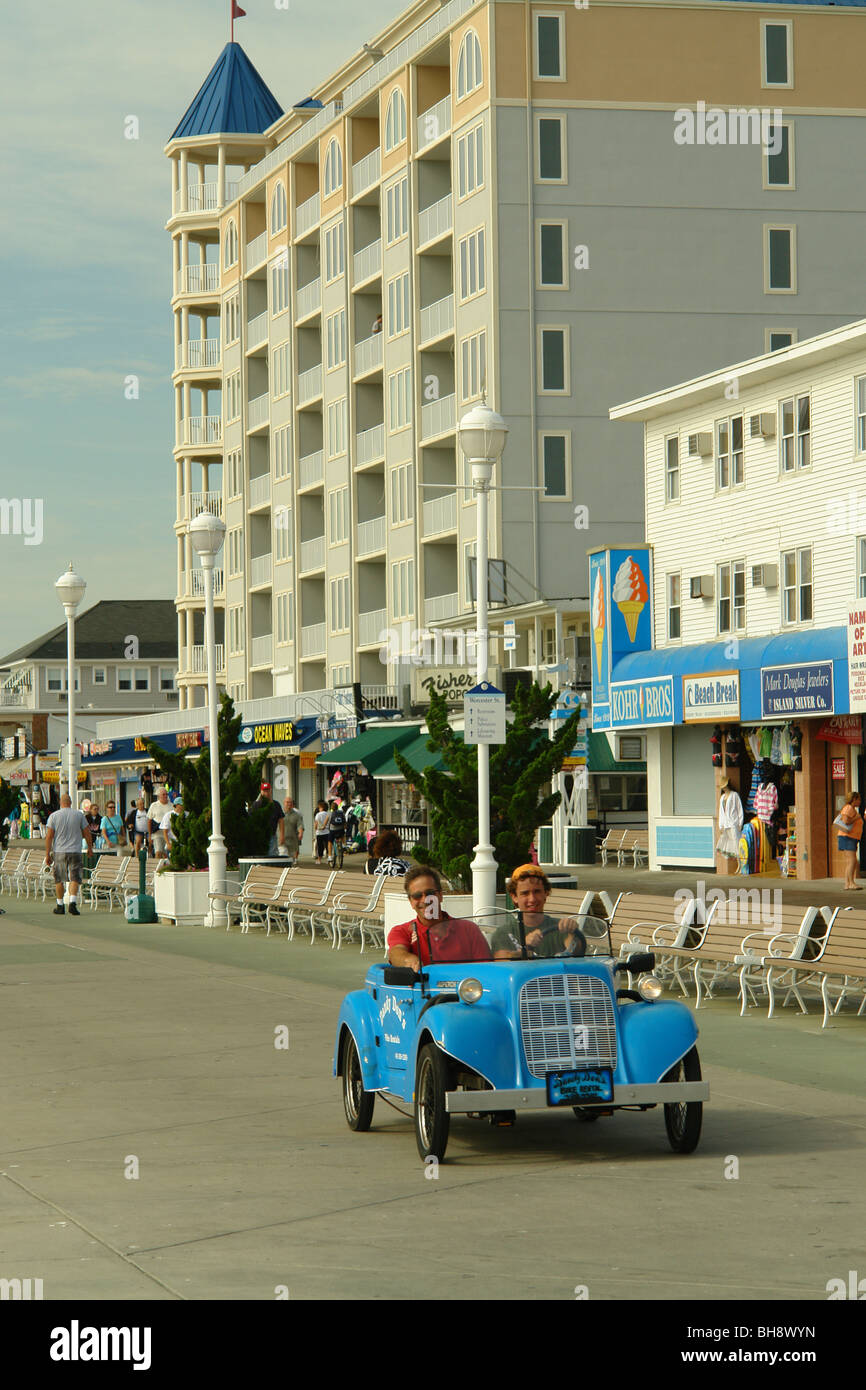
[248,392,269,430]
[297,363,323,404]
[418,193,452,247]
[189,567,224,598]
[250,553,273,588]
[189,490,223,518]
[250,634,273,668]
[0,690,31,708]
[187,643,225,674]
[352,239,381,284]
[352,148,381,197]
[296,277,322,320]
[358,608,387,646]
[355,423,385,466]
[248,473,271,508]
[420,295,454,343]
[247,310,268,345]
[183,415,222,446]
[353,332,383,377]
[245,231,268,270]
[420,392,456,440]
[295,192,321,236]
[182,263,219,294]
[423,491,457,536]
[178,337,220,370]
[300,535,326,572]
[356,515,386,556]
[424,593,459,624]
[183,182,221,213]
[299,450,324,489]
[301,623,326,657]
[417,95,451,150]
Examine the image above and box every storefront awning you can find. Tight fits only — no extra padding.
[0,757,32,784]
[587,732,646,774]
[373,732,452,780]
[317,723,422,771]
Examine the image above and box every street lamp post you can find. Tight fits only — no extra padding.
[54,565,86,803]
[188,511,227,928]
[458,404,508,917]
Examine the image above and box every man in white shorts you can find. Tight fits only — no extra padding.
[147,787,172,860]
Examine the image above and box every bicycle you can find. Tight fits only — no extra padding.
[331,834,346,869]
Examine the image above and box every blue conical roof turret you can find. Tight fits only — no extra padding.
[171,42,283,140]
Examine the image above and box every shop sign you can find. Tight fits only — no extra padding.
[847,607,866,713]
[7,767,29,784]
[588,547,654,728]
[299,751,318,770]
[832,758,847,780]
[682,672,740,723]
[606,676,674,730]
[815,715,862,745]
[88,740,112,756]
[412,668,480,705]
[239,720,295,746]
[761,662,834,717]
[175,731,202,750]
[43,770,87,784]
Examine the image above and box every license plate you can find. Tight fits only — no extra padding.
[546,1067,614,1106]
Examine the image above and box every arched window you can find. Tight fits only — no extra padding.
[456,29,483,100]
[270,181,287,233]
[223,219,238,268]
[323,138,343,197]
[384,87,407,152]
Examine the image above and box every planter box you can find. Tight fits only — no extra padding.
[155,869,240,926]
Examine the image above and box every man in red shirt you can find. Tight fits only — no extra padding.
[387,867,491,970]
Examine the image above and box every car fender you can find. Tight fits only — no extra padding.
[414,999,519,1091]
[617,999,699,1084]
[334,992,382,1090]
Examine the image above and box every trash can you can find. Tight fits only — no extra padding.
[566,826,597,865]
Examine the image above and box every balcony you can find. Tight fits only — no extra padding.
[301,622,326,658]
[296,277,322,321]
[352,239,381,285]
[420,295,454,344]
[248,473,271,508]
[245,231,268,270]
[183,415,222,446]
[353,332,383,378]
[247,310,268,346]
[187,643,226,674]
[420,392,456,441]
[297,363,323,405]
[250,553,273,588]
[416,95,451,151]
[299,534,326,572]
[188,567,224,599]
[182,263,219,295]
[298,450,324,489]
[418,194,452,248]
[180,182,221,214]
[250,634,273,669]
[177,337,220,370]
[248,392,270,431]
[352,148,381,198]
[188,490,223,519]
[356,515,386,556]
[355,423,385,466]
[422,492,457,536]
[358,608,387,646]
[295,192,321,237]
[424,593,459,624]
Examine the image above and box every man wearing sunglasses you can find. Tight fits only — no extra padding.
[387,866,491,972]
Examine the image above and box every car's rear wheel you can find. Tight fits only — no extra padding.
[662,1045,702,1153]
[415,1043,451,1161]
[342,1033,374,1132]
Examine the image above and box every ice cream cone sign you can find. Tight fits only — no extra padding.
[613,556,649,643]
[591,568,605,676]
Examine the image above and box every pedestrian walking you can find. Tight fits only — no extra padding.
[282,797,305,865]
[99,800,126,853]
[313,801,331,864]
[834,790,863,890]
[125,797,148,855]
[44,794,93,915]
[253,782,285,857]
[147,787,173,860]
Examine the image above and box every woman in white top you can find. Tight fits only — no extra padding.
[314,801,331,864]
[716,779,744,858]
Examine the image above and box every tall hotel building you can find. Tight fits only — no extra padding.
[166,0,866,711]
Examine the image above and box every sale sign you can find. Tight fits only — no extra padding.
[848,608,866,713]
[832,758,847,780]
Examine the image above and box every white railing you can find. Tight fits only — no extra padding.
[299,450,324,488]
[297,363,323,403]
[188,644,225,674]
[420,392,456,440]
[420,295,454,343]
[236,103,342,198]
[352,239,381,284]
[0,691,31,707]
[182,263,219,294]
[184,182,221,213]
[355,423,385,465]
[357,515,386,556]
[189,490,223,518]
[183,415,221,445]
[189,567,224,598]
[342,0,480,109]
[300,535,326,572]
[296,278,322,319]
[248,473,271,508]
[250,635,273,668]
[245,231,268,269]
[358,608,387,646]
[295,192,321,236]
[250,553,273,587]
[423,492,457,535]
[301,623,326,657]
[417,95,451,150]
[352,148,381,196]
[248,392,269,429]
[361,684,400,709]
[183,338,220,369]
[418,194,452,247]
[353,333,383,377]
[247,310,268,345]
[424,593,459,624]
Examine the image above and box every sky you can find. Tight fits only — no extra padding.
[0,0,402,658]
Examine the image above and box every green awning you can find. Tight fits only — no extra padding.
[373,731,453,780]
[317,723,422,772]
[587,731,646,774]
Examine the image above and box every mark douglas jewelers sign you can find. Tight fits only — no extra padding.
[761,662,834,717]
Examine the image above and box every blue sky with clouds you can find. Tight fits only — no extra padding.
[0,0,401,656]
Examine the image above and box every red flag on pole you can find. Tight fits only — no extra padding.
[231,1,246,42]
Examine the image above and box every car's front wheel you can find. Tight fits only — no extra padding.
[662,1045,702,1153]
[342,1033,375,1132]
[415,1043,451,1161]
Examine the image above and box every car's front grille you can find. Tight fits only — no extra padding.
[518,973,617,1078]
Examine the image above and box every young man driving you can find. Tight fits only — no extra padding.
[491,864,587,959]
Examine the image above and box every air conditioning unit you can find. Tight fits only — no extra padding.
[751,564,778,589]
[616,734,645,762]
[690,575,714,599]
[749,413,776,439]
[504,669,533,704]
[687,432,712,458]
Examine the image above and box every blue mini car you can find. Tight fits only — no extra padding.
[334,915,709,1161]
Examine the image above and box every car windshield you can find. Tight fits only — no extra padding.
[473,908,612,960]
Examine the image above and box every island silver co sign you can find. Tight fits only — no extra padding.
[683,672,740,723]
[761,662,834,717]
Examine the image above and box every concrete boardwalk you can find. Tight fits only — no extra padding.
[0,890,863,1301]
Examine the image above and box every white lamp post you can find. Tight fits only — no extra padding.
[189,511,227,927]
[458,403,508,917]
[54,565,86,803]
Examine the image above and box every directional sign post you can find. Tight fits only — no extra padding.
[464,681,506,745]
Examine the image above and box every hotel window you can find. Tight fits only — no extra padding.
[539,433,570,499]
[762,20,792,88]
[159,668,176,691]
[271,253,289,314]
[536,116,565,182]
[456,29,483,100]
[463,539,477,607]
[276,592,293,645]
[331,664,351,687]
[392,558,415,619]
[665,435,679,502]
[226,371,241,422]
[388,367,412,431]
[272,342,291,399]
[782,547,812,623]
[385,177,409,244]
[716,415,744,490]
[460,330,487,402]
[856,377,866,454]
[273,424,291,479]
[327,397,347,457]
[228,605,245,655]
[667,574,682,640]
[270,181,287,234]
[765,226,796,292]
[118,668,150,693]
[858,538,866,598]
[780,394,810,471]
[274,508,292,562]
[387,273,410,338]
[384,88,407,151]
[535,12,564,79]
[766,329,796,353]
[92,666,107,686]
[538,327,568,394]
[324,221,345,283]
[224,294,240,345]
[764,123,793,189]
[390,462,414,524]
[326,309,346,369]
[457,124,484,199]
[536,222,567,288]
[458,227,486,301]
[228,527,243,576]
[227,449,242,498]
[323,138,343,197]
[329,576,350,634]
[47,668,80,692]
[328,486,349,545]
[717,561,746,634]
[224,220,238,268]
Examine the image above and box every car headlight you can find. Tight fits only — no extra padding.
[457,977,483,1004]
[638,974,663,1000]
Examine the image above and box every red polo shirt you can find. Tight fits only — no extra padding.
[388,912,492,965]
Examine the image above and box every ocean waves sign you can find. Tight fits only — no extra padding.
[609,676,674,730]
[761,662,834,717]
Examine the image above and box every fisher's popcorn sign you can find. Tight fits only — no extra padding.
[588,547,653,730]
